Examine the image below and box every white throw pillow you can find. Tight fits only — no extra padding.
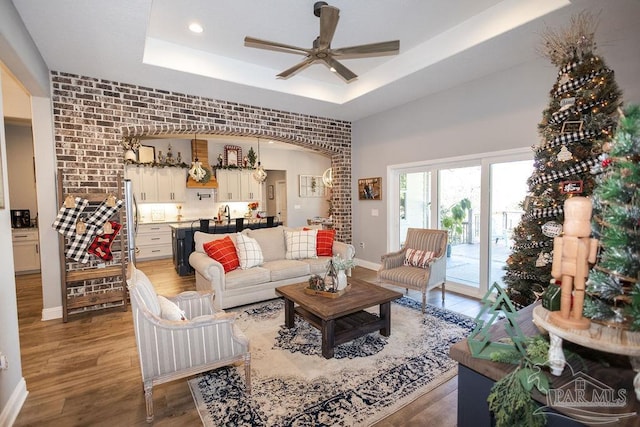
[235,233,264,269]
[285,229,318,260]
[157,295,187,321]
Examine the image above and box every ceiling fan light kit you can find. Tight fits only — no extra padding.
[244,1,399,83]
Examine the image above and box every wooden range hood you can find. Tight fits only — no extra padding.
[186,139,218,189]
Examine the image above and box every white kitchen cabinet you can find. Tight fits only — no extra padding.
[12,228,41,273]
[136,223,173,260]
[126,166,158,202]
[240,170,262,201]
[126,166,186,203]
[217,169,261,202]
[156,168,186,202]
[216,169,242,202]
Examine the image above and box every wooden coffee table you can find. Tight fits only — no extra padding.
[275,278,402,358]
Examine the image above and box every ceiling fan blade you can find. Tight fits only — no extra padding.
[318,5,339,50]
[323,57,357,83]
[331,40,400,58]
[277,57,316,79]
[244,36,311,56]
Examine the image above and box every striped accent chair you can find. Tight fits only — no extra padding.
[127,264,251,422]
[377,228,448,313]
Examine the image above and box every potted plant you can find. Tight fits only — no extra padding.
[440,198,471,257]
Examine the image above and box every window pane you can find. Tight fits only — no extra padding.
[439,166,481,287]
[489,160,533,287]
[399,171,430,245]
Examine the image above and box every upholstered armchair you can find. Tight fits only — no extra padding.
[127,264,251,422]
[377,228,448,313]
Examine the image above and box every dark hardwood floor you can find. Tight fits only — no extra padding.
[13,259,484,426]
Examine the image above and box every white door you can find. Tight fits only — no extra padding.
[276,180,287,225]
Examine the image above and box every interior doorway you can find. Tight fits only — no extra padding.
[276,180,287,225]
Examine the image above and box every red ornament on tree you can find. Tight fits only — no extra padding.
[601,157,612,168]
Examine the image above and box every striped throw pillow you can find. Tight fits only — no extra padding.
[404,248,435,268]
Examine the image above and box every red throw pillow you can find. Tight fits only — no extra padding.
[203,236,239,273]
[305,228,336,257]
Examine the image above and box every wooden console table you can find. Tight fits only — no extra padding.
[450,303,640,426]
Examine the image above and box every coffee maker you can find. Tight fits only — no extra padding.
[10,209,31,228]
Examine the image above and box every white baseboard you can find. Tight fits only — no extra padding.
[354,258,380,272]
[0,377,28,427]
[41,306,62,321]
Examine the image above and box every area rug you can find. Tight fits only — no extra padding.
[188,297,475,426]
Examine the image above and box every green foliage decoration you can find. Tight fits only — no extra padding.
[487,336,551,427]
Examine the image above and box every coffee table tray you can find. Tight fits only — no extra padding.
[304,284,351,298]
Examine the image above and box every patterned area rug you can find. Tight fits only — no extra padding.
[188,297,475,426]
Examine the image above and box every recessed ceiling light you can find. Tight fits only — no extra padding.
[189,22,204,34]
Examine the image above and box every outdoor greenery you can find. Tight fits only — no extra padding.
[440,198,471,245]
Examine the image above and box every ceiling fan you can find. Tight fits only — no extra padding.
[244,1,400,83]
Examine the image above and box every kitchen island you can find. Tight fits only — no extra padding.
[171,217,279,276]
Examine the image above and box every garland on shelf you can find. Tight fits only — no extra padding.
[124,160,189,168]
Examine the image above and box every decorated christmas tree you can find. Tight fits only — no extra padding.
[504,13,622,307]
[584,105,640,329]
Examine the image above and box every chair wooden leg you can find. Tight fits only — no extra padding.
[422,290,426,314]
[405,288,409,295]
[441,283,446,303]
[144,381,154,423]
[244,353,252,395]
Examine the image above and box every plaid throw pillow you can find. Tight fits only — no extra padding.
[285,230,317,260]
[304,227,335,256]
[203,236,240,273]
[404,248,435,268]
[235,233,264,269]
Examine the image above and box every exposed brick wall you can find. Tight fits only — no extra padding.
[51,71,352,313]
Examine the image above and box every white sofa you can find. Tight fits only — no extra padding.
[189,226,356,310]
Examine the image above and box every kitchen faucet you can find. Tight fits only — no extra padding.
[224,205,230,222]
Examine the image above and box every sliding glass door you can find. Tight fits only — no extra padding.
[392,150,532,298]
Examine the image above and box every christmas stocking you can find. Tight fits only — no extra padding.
[85,199,124,233]
[66,223,99,263]
[52,197,89,237]
[88,221,122,261]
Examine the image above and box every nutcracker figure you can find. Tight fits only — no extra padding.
[549,197,598,330]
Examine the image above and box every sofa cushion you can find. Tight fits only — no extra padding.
[243,226,286,262]
[302,256,331,275]
[235,233,264,269]
[285,229,318,260]
[404,248,435,268]
[203,236,240,273]
[224,266,271,290]
[157,295,187,321]
[263,259,310,281]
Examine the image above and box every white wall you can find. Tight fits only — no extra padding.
[0,71,27,427]
[0,1,51,422]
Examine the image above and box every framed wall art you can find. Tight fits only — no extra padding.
[358,177,382,200]
[224,145,242,167]
[299,175,326,197]
[138,145,156,163]
[268,184,274,200]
